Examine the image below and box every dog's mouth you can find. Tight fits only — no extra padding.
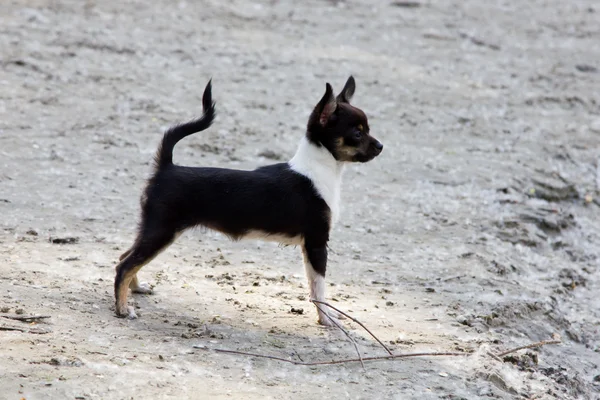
[354,141,383,163]
[354,152,380,163]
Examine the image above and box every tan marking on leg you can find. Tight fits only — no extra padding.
[115,272,135,318]
[116,264,150,319]
[114,236,177,318]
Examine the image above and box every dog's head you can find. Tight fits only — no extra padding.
[306,76,383,163]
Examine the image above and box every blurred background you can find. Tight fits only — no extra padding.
[1,1,599,398]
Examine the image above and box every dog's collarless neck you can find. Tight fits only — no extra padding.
[288,136,344,223]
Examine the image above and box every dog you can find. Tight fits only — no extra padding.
[114,77,383,326]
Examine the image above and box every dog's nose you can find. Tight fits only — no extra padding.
[374,141,383,151]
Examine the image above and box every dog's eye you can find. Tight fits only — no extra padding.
[354,130,362,140]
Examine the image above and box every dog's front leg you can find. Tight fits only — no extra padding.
[302,244,345,326]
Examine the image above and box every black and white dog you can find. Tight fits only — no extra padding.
[114,77,383,326]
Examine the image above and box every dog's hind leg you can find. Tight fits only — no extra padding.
[114,230,176,318]
[118,246,153,294]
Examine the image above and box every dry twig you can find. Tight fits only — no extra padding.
[1,314,51,322]
[292,348,304,362]
[495,339,561,358]
[189,300,483,367]
[189,303,562,367]
[310,299,393,355]
[487,351,503,362]
[193,345,466,366]
[312,301,365,369]
[192,301,469,366]
[0,324,51,334]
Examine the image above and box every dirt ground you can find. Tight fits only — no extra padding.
[1,0,599,399]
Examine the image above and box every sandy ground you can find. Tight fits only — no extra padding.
[1,0,600,399]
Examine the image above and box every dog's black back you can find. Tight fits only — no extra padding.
[143,163,330,243]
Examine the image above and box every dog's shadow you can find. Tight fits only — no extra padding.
[100,284,466,376]
[14,272,481,394]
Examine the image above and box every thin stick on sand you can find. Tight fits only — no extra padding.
[310,299,393,355]
[192,345,467,366]
[1,314,51,322]
[312,301,365,369]
[494,339,561,358]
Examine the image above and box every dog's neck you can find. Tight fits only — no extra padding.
[289,136,345,224]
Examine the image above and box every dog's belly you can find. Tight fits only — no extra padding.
[241,230,304,246]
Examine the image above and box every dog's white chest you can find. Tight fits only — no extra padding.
[289,137,344,225]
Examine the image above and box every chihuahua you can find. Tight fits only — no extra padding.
[114,77,383,326]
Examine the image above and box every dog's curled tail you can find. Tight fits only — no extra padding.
[155,80,216,169]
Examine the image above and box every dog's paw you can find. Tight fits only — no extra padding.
[317,310,343,327]
[313,302,347,326]
[131,282,154,295]
[318,315,341,327]
[115,305,138,319]
[124,306,138,319]
[126,306,139,319]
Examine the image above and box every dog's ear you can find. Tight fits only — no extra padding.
[336,76,356,104]
[316,83,337,126]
